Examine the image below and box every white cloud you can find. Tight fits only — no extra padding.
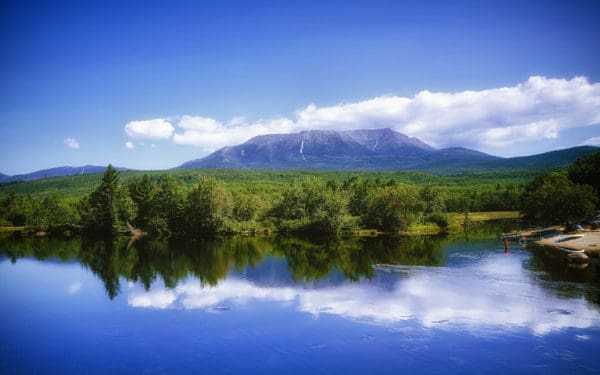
[172,115,295,152]
[582,136,600,146]
[125,141,135,149]
[125,118,175,140]
[125,76,600,153]
[64,137,80,149]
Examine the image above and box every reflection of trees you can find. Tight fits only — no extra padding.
[3,230,600,310]
[0,234,273,299]
[0,232,81,263]
[460,219,521,241]
[366,235,447,266]
[78,236,273,298]
[274,237,350,282]
[274,235,447,282]
[79,237,127,299]
[525,244,600,306]
[2,233,447,298]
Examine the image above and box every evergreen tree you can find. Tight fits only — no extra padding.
[128,174,158,229]
[79,165,136,235]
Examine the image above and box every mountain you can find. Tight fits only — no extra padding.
[178,128,502,171]
[178,128,599,172]
[0,165,129,183]
[3,131,598,182]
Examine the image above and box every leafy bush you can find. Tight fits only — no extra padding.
[361,185,421,233]
[426,213,449,231]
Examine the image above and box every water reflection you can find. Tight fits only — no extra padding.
[127,259,600,335]
[0,234,446,298]
[275,235,445,283]
[2,230,600,336]
[525,244,600,306]
[75,236,274,298]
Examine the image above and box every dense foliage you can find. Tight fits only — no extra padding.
[568,151,600,203]
[521,172,597,226]
[520,151,600,226]
[5,154,597,236]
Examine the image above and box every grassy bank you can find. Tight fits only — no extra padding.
[0,226,26,232]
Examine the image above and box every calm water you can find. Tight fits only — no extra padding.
[1,226,600,374]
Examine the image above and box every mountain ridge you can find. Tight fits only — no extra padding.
[179,128,479,170]
[2,129,598,182]
[178,128,599,172]
[0,165,129,183]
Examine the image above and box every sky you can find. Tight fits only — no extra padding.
[1,0,599,175]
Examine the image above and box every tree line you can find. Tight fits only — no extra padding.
[521,151,599,226]
[1,151,598,237]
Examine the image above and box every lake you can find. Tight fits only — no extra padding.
[1,225,600,374]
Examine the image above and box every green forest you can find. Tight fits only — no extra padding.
[1,151,598,238]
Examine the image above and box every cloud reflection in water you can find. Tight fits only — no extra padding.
[128,255,600,335]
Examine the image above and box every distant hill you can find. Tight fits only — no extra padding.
[487,146,600,170]
[0,165,129,183]
[412,146,600,173]
[179,128,504,171]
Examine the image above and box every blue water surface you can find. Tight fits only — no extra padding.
[1,234,599,374]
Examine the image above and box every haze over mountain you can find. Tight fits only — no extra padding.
[0,165,129,183]
[178,128,599,172]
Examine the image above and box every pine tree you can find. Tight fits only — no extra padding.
[79,165,136,235]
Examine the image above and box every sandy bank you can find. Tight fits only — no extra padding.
[535,229,600,255]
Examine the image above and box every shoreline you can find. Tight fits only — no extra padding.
[535,230,600,255]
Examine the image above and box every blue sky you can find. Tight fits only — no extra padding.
[1,0,599,175]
